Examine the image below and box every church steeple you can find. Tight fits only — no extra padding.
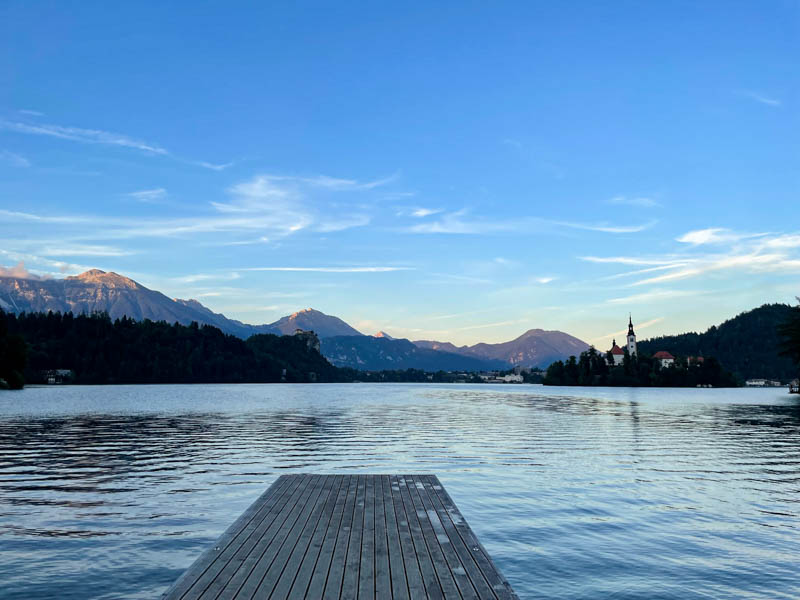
[626,314,637,356]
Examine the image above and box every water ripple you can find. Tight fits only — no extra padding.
[0,383,799,599]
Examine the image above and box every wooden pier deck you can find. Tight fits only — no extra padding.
[163,474,519,600]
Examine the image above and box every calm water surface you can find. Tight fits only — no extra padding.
[1,383,799,599]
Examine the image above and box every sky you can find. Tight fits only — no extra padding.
[0,1,798,347]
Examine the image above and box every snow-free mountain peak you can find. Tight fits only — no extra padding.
[270,308,363,338]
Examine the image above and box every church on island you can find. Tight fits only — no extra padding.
[606,316,679,368]
[608,316,638,365]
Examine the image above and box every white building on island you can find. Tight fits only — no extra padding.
[607,316,638,365]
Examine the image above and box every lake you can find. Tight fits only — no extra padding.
[0,383,798,599]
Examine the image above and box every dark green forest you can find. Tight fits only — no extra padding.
[3,303,799,390]
[637,303,796,381]
[543,347,739,387]
[1,310,341,385]
[778,301,800,375]
[0,314,27,389]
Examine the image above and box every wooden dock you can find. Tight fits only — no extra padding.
[163,474,519,600]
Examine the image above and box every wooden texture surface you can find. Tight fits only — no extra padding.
[162,474,518,600]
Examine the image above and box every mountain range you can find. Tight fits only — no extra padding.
[0,269,588,370]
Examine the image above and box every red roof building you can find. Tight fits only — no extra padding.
[653,350,676,367]
[608,339,625,365]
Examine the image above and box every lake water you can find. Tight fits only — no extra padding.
[0,383,798,599]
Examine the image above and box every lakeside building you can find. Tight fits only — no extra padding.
[45,369,73,384]
[604,317,686,370]
[653,351,676,368]
[745,379,783,387]
[293,328,321,353]
[607,316,638,365]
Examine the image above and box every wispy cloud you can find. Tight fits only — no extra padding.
[194,160,234,171]
[396,207,443,218]
[586,229,800,288]
[607,195,660,208]
[212,173,386,235]
[454,319,527,332]
[18,109,45,117]
[127,188,167,202]
[676,227,768,245]
[1,116,231,171]
[0,150,30,167]
[0,261,48,280]
[739,90,782,107]
[315,214,371,232]
[242,266,414,273]
[424,272,493,285]
[258,173,396,191]
[594,317,665,344]
[554,219,657,234]
[581,256,684,266]
[406,210,656,235]
[172,272,242,283]
[606,289,706,305]
[38,244,134,257]
[0,119,168,154]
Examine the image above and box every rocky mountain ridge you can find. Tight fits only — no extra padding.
[0,269,589,369]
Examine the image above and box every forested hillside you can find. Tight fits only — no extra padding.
[638,304,797,381]
[2,311,341,385]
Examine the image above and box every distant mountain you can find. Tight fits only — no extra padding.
[638,303,797,381]
[0,269,589,372]
[320,335,508,371]
[270,308,363,338]
[414,328,590,368]
[0,270,276,339]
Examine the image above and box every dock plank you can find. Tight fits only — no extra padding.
[163,474,519,600]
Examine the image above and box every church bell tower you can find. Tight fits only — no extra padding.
[627,315,637,356]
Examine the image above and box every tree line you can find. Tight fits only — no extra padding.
[2,305,800,390]
[543,346,740,387]
[637,303,797,381]
[1,310,342,386]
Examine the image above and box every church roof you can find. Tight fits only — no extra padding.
[653,351,675,359]
[610,344,625,355]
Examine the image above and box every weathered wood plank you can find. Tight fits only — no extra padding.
[382,475,410,600]
[411,476,480,600]
[162,474,299,600]
[234,474,328,598]
[374,476,392,598]
[419,475,498,599]
[255,474,339,599]
[397,476,444,600]
[302,474,352,600]
[286,474,345,599]
[322,474,358,599]
[358,475,376,600]
[340,474,366,599]
[405,475,461,599]
[390,475,428,600]
[164,474,518,600]
[201,473,318,598]
[425,475,519,600]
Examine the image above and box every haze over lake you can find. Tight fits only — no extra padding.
[1,384,798,599]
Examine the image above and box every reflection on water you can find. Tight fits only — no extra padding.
[1,384,799,599]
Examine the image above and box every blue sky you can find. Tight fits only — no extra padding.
[0,1,797,346]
